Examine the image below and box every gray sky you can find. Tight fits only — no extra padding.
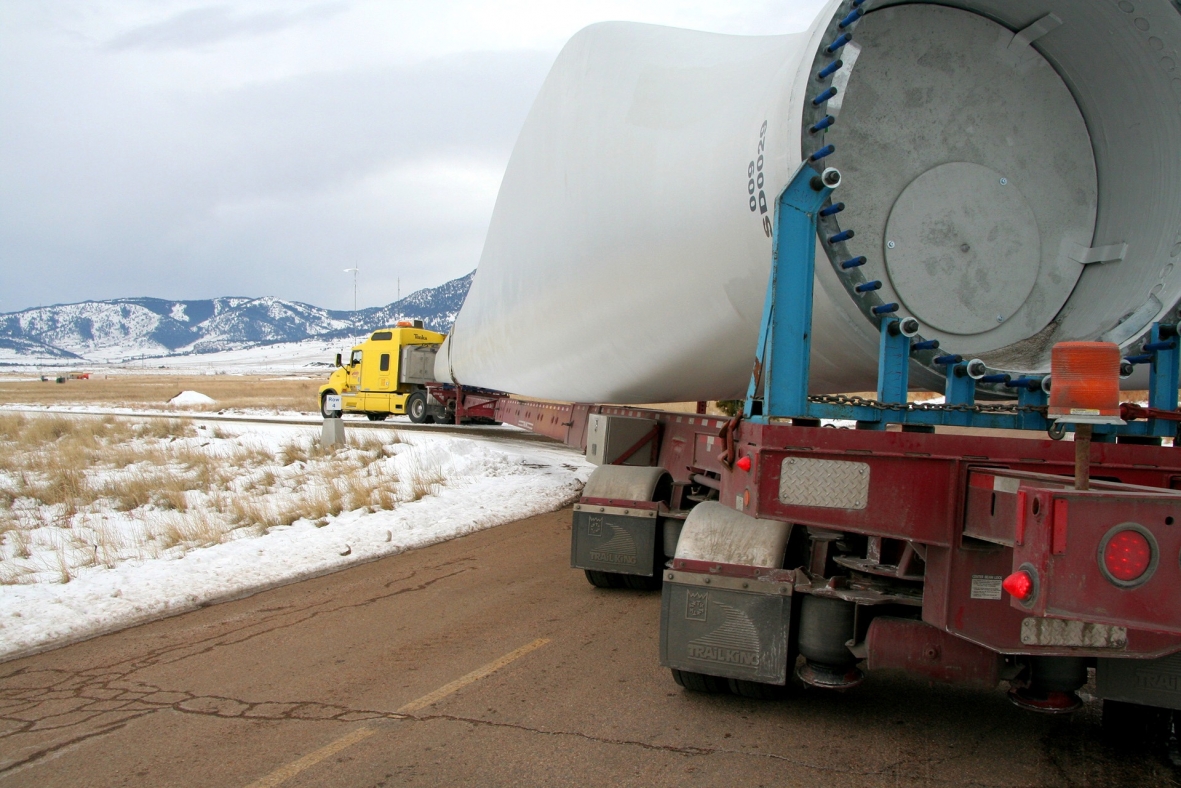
[0,1,825,312]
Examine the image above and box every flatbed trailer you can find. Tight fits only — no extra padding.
[429,162,1181,740]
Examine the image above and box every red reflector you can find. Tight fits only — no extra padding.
[1103,529,1152,582]
[736,455,752,472]
[1002,570,1034,601]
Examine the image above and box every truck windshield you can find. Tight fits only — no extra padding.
[350,350,363,366]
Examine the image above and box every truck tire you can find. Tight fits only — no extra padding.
[407,391,432,424]
[727,678,785,700]
[1103,699,1173,748]
[367,414,388,422]
[584,570,624,588]
[671,669,727,694]
[621,573,662,591]
[321,392,342,419]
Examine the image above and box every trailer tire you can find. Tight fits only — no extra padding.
[671,669,727,694]
[621,573,662,591]
[727,678,785,700]
[407,391,430,424]
[367,414,388,422]
[1103,699,1173,748]
[584,570,623,588]
[320,392,342,419]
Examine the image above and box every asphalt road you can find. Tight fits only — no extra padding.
[1,507,1176,787]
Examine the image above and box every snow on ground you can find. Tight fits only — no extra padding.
[0,338,349,374]
[168,390,215,406]
[0,414,593,660]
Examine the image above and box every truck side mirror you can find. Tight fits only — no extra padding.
[335,353,342,367]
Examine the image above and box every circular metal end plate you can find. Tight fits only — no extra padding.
[825,4,1098,355]
[886,162,1040,334]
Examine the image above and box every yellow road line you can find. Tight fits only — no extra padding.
[244,637,550,787]
[397,637,550,713]
[244,726,376,788]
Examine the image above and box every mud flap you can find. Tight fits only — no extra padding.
[571,504,658,577]
[660,572,793,684]
[1097,652,1181,711]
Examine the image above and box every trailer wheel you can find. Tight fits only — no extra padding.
[671,669,727,693]
[407,391,431,424]
[584,570,623,588]
[1103,699,1173,748]
[621,574,662,591]
[727,678,785,700]
[366,414,388,422]
[320,392,342,419]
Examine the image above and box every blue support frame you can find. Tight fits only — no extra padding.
[745,170,1180,438]
[744,164,836,420]
[877,318,910,405]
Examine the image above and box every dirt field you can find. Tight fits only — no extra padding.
[0,375,322,413]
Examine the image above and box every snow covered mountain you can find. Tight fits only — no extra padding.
[0,272,472,363]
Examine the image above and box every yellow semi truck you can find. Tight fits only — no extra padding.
[318,321,446,422]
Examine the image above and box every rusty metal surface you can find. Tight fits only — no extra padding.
[866,617,1001,688]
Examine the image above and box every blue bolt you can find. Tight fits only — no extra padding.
[828,229,854,244]
[1005,377,1041,391]
[812,86,838,106]
[840,256,866,269]
[934,354,963,366]
[855,280,882,293]
[1143,340,1177,352]
[980,373,1011,384]
[810,115,836,134]
[911,339,940,352]
[872,303,899,315]
[810,144,835,162]
[817,60,843,80]
[838,8,863,29]
[819,202,845,217]
[826,33,853,54]
[1125,353,1154,365]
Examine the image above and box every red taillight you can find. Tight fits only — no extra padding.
[1102,529,1152,582]
[1002,570,1034,601]
[735,455,752,472]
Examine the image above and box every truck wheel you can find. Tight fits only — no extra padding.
[407,391,431,424]
[367,414,388,422]
[584,570,623,588]
[621,574,662,591]
[727,678,785,700]
[321,393,342,419]
[671,669,727,693]
[1103,699,1173,748]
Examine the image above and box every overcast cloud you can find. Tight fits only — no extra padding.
[0,1,825,312]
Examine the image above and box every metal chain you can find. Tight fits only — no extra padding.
[807,393,1047,415]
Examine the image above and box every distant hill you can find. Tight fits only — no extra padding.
[0,272,472,364]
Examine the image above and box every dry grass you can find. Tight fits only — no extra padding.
[405,458,446,502]
[0,411,445,585]
[0,374,322,412]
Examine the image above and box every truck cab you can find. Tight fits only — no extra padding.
[319,321,445,421]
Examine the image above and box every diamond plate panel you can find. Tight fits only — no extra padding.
[778,457,869,509]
